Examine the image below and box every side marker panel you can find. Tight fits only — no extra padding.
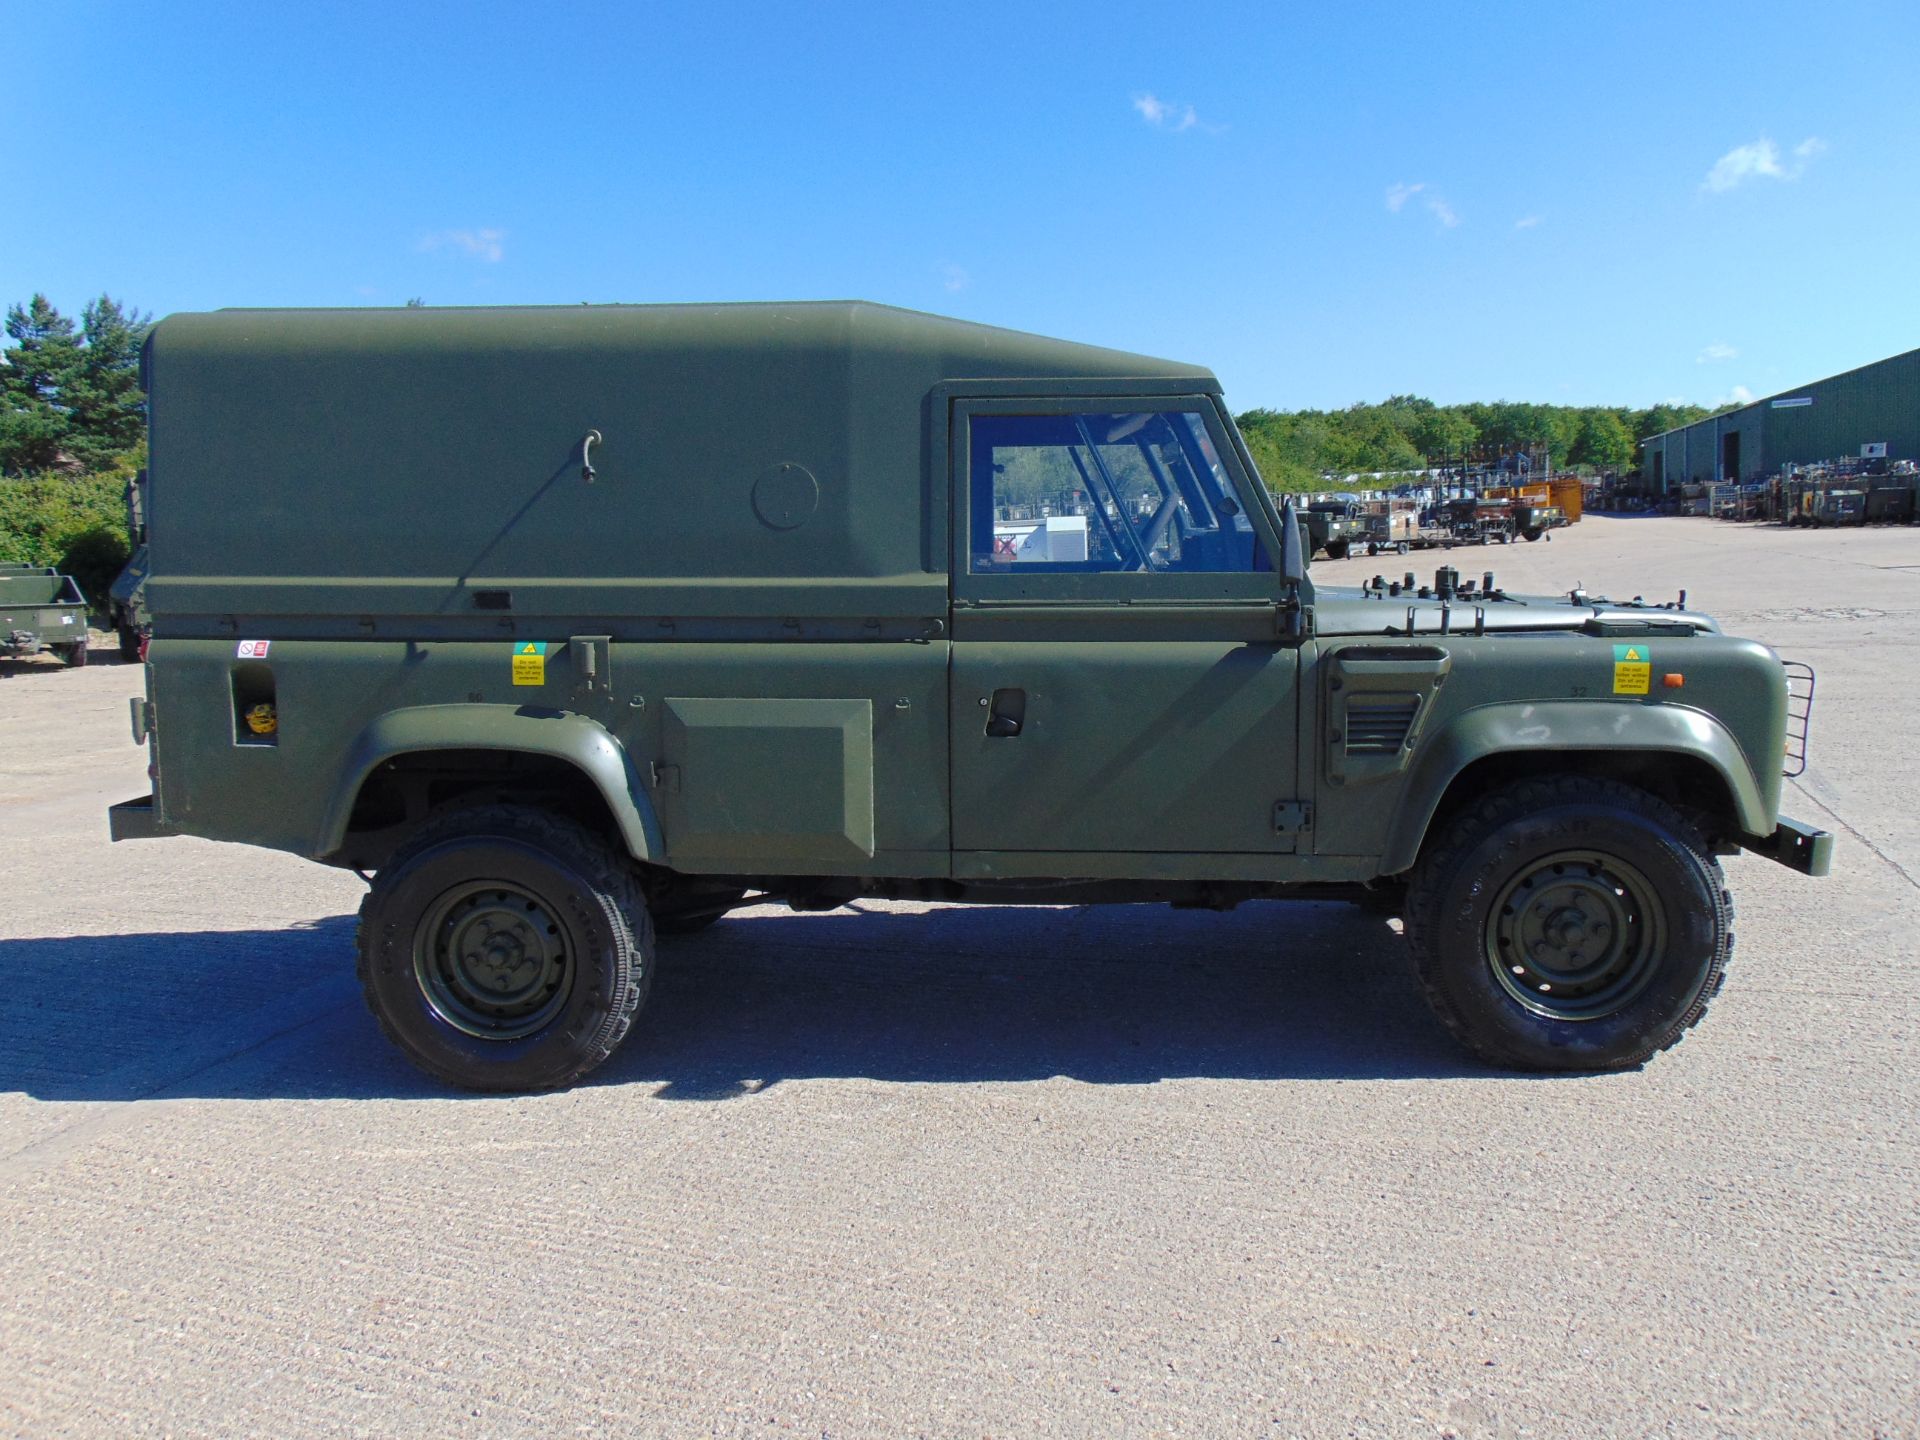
[512,642,552,686]
[1612,644,1651,696]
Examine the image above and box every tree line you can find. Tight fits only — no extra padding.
[1234,395,1715,493]
[0,294,151,603]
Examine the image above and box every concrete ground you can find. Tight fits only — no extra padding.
[0,516,1914,1438]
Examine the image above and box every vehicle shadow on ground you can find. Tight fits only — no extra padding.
[609,900,1490,1097]
[0,901,1499,1103]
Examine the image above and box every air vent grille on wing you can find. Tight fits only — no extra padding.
[1344,697,1421,755]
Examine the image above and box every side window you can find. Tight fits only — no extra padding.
[969,411,1268,574]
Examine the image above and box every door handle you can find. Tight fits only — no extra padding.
[985,687,1026,738]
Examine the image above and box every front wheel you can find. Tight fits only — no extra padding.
[1324,539,1349,561]
[61,641,88,668]
[357,804,652,1091]
[1403,777,1731,1070]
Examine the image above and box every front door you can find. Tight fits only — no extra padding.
[948,396,1303,858]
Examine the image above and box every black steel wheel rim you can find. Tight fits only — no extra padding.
[1485,849,1665,1020]
[413,879,573,1039]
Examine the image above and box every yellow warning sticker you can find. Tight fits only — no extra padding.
[511,642,551,686]
[1612,643,1651,696]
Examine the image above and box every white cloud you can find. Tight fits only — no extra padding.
[1713,384,1757,407]
[1386,182,1459,227]
[1697,341,1739,364]
[1702,136,1825,193]
[419,228,506,262]
[1132,92,1214,132]
[1514,214,1542,230]
[939,263,970,293]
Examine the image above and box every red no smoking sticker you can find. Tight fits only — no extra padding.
[236,639,271,658]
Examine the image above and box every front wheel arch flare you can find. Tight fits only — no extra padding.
[1379,703,1773,876]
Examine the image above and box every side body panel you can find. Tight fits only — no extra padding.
[949,617,1300,855]
[943,387,1309,877]
[150,637,950,876]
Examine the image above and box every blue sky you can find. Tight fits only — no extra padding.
[5,0,1915,411]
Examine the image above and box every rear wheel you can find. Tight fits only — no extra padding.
[1324,539,1350,560]
[117,623,142,661]
[357,804,651,1091]
[1404,777,1731,1070]
[61,641,88,668]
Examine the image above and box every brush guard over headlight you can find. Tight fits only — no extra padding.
[1782,660,1815,778]
[1747,659,1831,877]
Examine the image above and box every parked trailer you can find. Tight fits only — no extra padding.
[0,564,90,666]
[1440,497,1517,546]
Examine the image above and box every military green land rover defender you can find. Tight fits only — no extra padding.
[109,303,1831,1090]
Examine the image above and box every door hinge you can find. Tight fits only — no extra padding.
[1273,801,1313,834]
[650,761,681,794]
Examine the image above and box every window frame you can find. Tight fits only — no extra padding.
[949,391,1286,607]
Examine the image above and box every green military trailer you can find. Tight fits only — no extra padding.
[110,303,1831,1091]
[1511,502,1568,542]
[1302,498,1370,560]
[1,563,90,667]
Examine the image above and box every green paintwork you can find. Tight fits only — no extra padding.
[1302,502,1369,557]
[319,702,664,863]
[0,565,89,658]
[1376,699,1775,874]
[108,471,151,641]
[1641,345,1919,488]
[115,301,1826,899]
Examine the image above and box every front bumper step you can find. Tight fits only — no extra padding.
[1743,815,1833,877]
[108,794,177,842]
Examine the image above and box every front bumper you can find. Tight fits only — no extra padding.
[108,794,177,842]
[1743,815,1833,877]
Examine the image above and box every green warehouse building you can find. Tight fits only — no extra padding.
[1641,345,1919,491]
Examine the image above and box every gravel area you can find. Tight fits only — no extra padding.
[1,517,1915,1437]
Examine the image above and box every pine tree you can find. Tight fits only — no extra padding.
[67,296,152,467]
[0,294,150,475]
[0,295,84,473]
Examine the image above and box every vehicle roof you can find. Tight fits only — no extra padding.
[143,302,1220,625]
[158,300,1214,386]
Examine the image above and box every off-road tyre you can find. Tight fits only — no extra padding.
[61,641,88,668]
[356,804,652,1091]
[1324,539,1350,561]
[1404,777,1732,1071]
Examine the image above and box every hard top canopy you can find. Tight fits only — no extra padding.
[145,302,1217,624]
